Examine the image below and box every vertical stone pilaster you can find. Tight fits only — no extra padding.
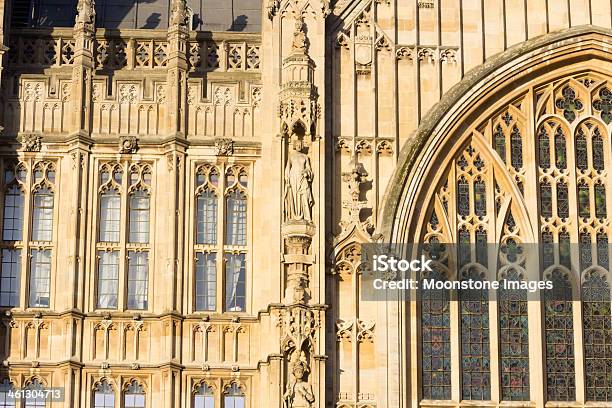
[166,0,189,138]
[71,0,95,135]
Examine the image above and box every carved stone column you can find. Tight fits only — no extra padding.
[166,0,189,137]
[71,0,95,134]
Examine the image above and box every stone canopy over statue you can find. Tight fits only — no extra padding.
[284,137,314,223]
[75,0,95,26]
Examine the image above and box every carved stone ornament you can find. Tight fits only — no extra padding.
[169,0,189,27]
[75,0,96,28]
[284,139,314,223]
[214,138,234,156]
[292,18,309,54]
[119,136,139,154]
[283,350,315,408]
[21,134,42,152]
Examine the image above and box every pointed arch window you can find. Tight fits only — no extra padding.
[193,383,214,408]
[556,182,569,219]
[124,380,145,408]
[540,182,552,218]
[538,127,550,170]
[554,127,567,170]
[93,380,115,408]
[99,189,121,242]
[24,379,45,407]
[510,125,523,170]
[223,383,245,408]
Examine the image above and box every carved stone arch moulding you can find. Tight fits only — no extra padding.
[379,26,612,246]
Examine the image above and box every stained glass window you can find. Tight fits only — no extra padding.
[540,182,552,218]
[556,182,569,219]
[592,131,604,171]
[597,233,608,269]
[457,177,470,217]
[494,124,506,163]
[498,269,530,401]
[559,231,571,269]
[544,270,575,401]
[554,127,567,170]
[555,86,583,122]
[595,182,607,219]
[582,271,612,401]
[575,130,588,171]
[421,268,451,400]
[474,179,486,218]
[593,87,612,124]
[510,126,523,170]
[578,182,590,218]
[538,127,550,169]
[579,232,592,271]
[475,228,487,267]
[458,227,470,267]
[542,231,554,269]
[460,267,491,400]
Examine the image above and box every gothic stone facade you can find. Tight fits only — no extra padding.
[0,0,611,407]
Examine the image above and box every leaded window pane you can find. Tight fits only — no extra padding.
[494,124,506,163]
[127,251,148,310]
[540,182,552,218]
[225,190,247,246]
[2,186,24,241]
[196,190,217,245]
[538,128,550,169]
[475,229,487,267]
[556,182,569,219]
[97,251,119,309]
[421,268,451,400]
[460,268,491,400]
[225,253,245,312]
[595,183,607,219]
[99,190,121,242]
[542,232,554,269]
[195,252,216,311]
[559,232,571,269]
[124,380,145,408]
[129,190,150,244]
[457,177,470,217]
[592,133,605,171]
[510,125,523,169]
[474,179,486,218]
[29,249,51,308]
[31,188,54,241]
[579,232,592,272]
[554,128,567,170]
[578,183,590,218]
[597,234,609,269]
[575,131,588,171]
[0,379,15,407]
[498,269,530,401]
[0,249,20,307]
[544,270,575,402]
[582,271,612,401]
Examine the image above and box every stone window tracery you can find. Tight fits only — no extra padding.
[192,164,250,313]
[95,162,153,311]
[418,73,612,403]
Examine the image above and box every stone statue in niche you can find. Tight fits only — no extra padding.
[75,0,95,26]
[283,351,315,408]
[292,18,309,53]
[284,138,314,222]
[169,0,189,26]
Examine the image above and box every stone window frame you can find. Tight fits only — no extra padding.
[0,158,58,311]
[187,160,253,315]
[92,159,155,313]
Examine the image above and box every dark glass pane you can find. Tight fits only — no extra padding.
[597,233,608,269]
[559,232,571,269]
[457,178,470,217]
[538,127,550,169]
[575,130,588,171]
[578,183,590,218]
[542,232,554,270]
[595,183,607,219]
[554,128,567,170]
[510,126,523,169]
[494,124,506,164]
[579,232,592,271]
[592,132,605,171]
[474,179,487,218]
[557,182,569,219]
[540,182,552,218]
